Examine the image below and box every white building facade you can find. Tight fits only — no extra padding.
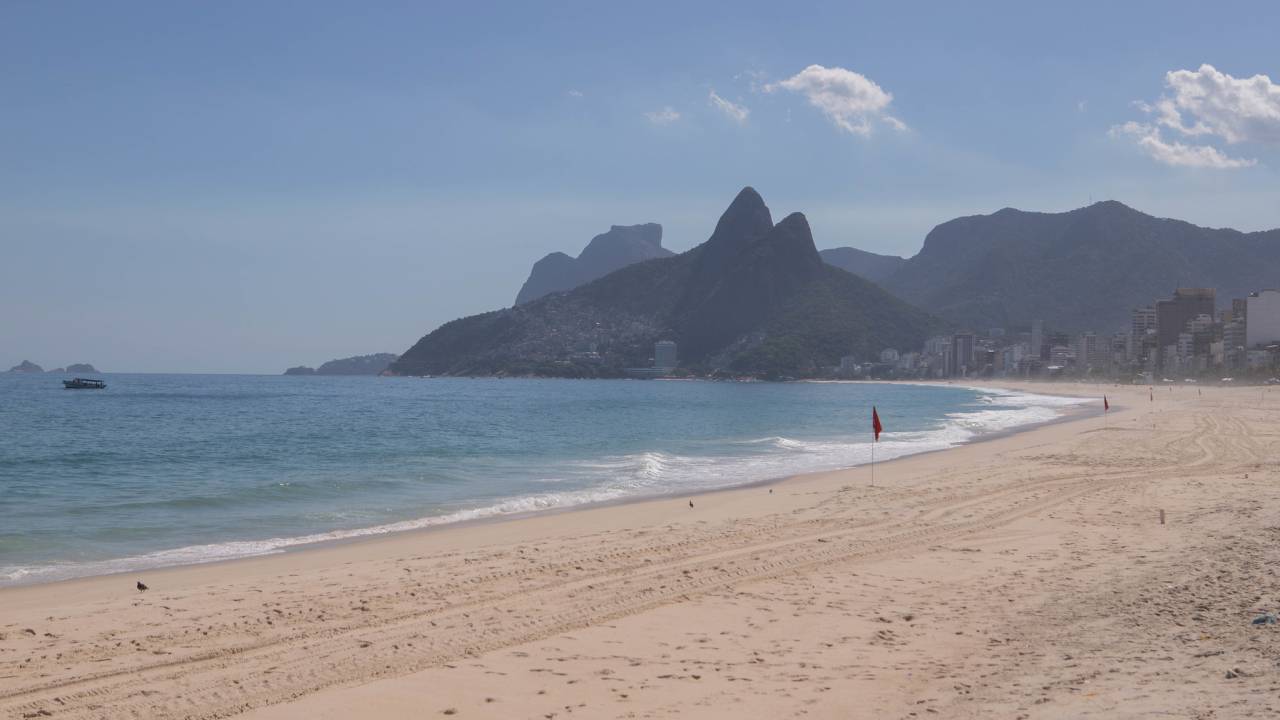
[1247,290,1280,349]
[654,340,678,369]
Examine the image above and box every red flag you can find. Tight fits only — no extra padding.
[872,406,883,441]
[1104,396,1109,412]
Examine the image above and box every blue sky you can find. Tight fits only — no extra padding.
[3,1,1279,372]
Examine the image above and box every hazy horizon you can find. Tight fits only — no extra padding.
[4,1,1280,373]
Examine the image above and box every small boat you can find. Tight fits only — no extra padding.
[63,378,106,390]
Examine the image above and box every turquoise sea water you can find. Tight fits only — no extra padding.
[0,374,1084,585]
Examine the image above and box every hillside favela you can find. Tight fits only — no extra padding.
[5,4,1280,720]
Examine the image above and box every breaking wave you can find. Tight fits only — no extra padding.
[0,384,1087,587]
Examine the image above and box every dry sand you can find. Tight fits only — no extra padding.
[3,381,1280,719]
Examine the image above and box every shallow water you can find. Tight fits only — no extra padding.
[0,374,1084,585]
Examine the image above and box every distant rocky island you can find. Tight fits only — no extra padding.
[515,223,672,305]
[390,187,938,379]
[284,353,399,376]
[5,360,99,374]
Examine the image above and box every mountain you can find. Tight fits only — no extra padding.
[819,247,906,284]
[7,360,44,373]
[390,188,938,378]
[879,201,1280,333]
[514,223,672,305]
[284,353,398,376]
[316,353,398,375]
[64,363,99,374]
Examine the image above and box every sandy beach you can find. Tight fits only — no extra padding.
[3,381,1279,719]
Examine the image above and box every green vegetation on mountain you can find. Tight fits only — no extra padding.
[283,353,398,376]
[880,200,1280,332]
[818,246,906,284]
[390,188,939,378]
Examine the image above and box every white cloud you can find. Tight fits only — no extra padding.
[765,64,905,136]
[1116,64,1279,169]
[644,106,680,125]
[566,89,584,98]
[708,90,749,124]
[1111,122,1256,169]
[1158,64,1280,144]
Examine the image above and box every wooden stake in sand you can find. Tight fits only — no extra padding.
[1160,509,1166,525]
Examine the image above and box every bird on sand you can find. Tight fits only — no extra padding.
[136,580,148,592]
[688,500,694,508]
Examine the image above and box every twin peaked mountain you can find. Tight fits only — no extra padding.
[389,188,936,377]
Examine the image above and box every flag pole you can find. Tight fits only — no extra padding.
[871,406,882,487]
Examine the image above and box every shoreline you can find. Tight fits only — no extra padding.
[0,382,1093,592]
[6,381,1273,719]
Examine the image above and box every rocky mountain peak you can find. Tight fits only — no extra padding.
[706,186,773,249]
[515,223,671,305]
[764,212,823,273]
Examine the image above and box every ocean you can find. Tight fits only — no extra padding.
[0,374,1086,586]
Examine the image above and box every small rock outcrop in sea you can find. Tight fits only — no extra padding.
[7,360,44,373]
[515,223,671,305]
[284,365,317,376]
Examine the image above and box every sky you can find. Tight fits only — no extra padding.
[3,0,1280,373]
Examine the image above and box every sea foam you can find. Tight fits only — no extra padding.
[0,381,1087,587]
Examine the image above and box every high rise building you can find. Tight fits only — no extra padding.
[1224,321,1247,369]
[1246,290,1280,349]
[1130,306,1158,367]
[1131,306,1156,339]
[1030,319,1043,359]
[654,340,678,369]
[1076,332,1101,369]
[1111,331,1130,365]
[1233,297,1249,325]
[1156,289,1215,365]
[924,336,950,356]
[1049,344,1075,367]
[951,332,975,377]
